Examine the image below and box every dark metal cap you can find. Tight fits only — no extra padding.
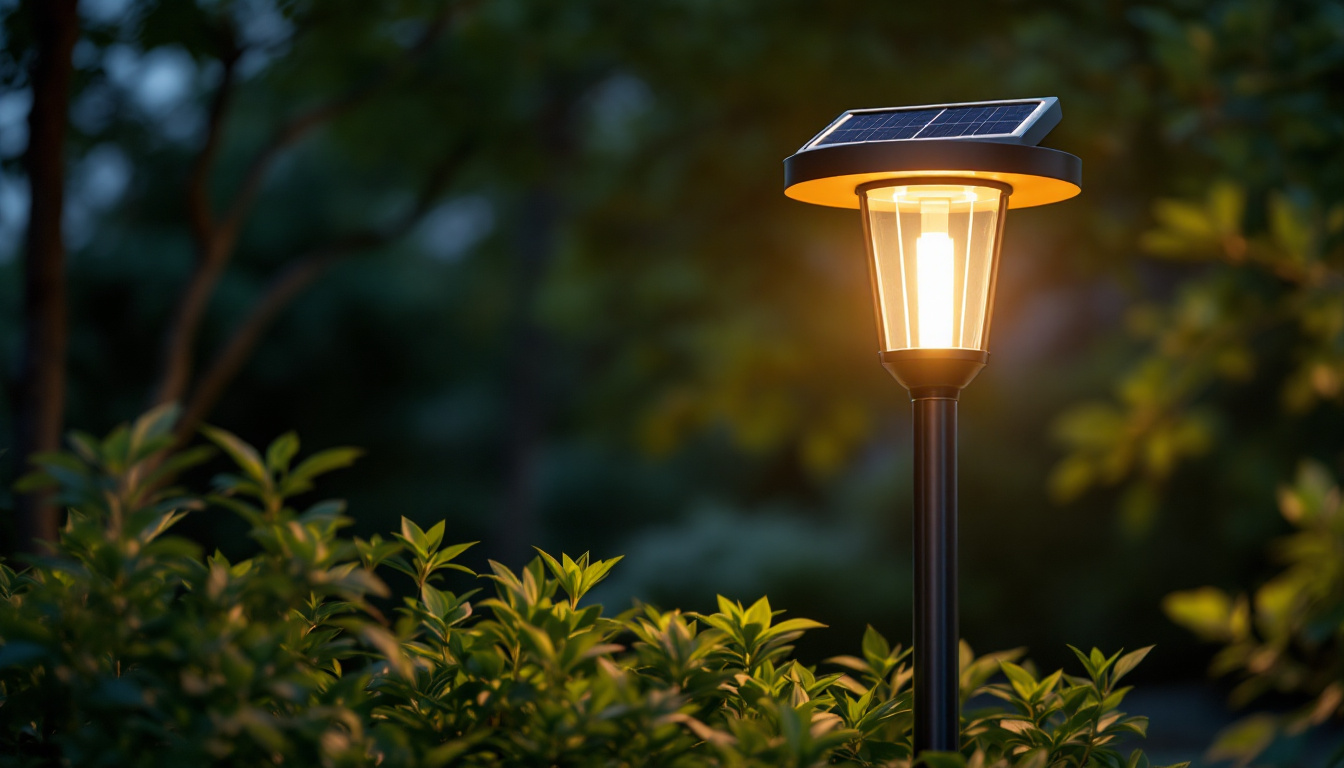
[785,140,1081,210]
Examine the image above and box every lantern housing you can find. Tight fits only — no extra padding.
[784,97,1081,393]
[860,179,1007,353]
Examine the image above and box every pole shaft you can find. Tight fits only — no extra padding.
[912,392,959,753]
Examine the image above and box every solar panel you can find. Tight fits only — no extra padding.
[805,98,1060,150]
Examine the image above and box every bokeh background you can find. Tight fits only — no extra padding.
[3,0,1343,763]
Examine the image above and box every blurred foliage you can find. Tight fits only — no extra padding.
[0,410,1187,767]
[1165,463,1344,766]
[1049,1,1344,532]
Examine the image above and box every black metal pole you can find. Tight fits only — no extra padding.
[912,388,959,753]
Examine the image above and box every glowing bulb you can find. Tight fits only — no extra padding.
[916,199,954,347]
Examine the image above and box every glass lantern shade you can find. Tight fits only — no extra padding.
[859,181,1009,352]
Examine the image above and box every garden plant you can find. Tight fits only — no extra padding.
[0,407,1185,768]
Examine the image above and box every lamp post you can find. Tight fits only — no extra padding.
[783,98,1081,754]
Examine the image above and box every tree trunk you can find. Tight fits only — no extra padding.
[496,187,558,563]
[11,0,79,552]
[494,82,578,563]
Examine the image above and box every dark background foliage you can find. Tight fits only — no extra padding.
[1,0,1342,763]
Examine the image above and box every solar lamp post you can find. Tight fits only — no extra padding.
[782,98,1082,755]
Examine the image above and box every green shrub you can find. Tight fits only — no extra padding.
[0,407,1184,767]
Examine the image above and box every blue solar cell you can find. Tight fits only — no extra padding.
[814,108,944,146]
[813,102,1041,146]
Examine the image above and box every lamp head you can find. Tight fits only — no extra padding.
[782,98,1082,396]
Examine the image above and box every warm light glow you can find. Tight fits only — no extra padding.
[916,199,954,348]
[862,182,1003,353]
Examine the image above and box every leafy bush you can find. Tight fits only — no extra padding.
[0,408,1184,767]
[1165,462,1344,765]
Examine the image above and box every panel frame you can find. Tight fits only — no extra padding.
[802,97,1061,150]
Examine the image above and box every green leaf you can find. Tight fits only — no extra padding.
[355,624,413,679]
[1000,661,1038,701]
[767,617,827,638]
[13,471,58,493]
[68,431,102,464]
[535,548,569,584]
[266,432,300,473]
[399,517,429,558]
[716,595,739,618]
[1067,644,1097,678]
[300,499,346,522]
[201,425,269,487]
[862,624,890,662]
[1094,648,1123,681]
[142,445,217,489]
[129,402,181,458]
[437,541,477,563]
[1207,181,1245,235]
[1163,587,1235,641]
[1112,646,1154,685]
[1206,714,1279,768]
[101,425,132,470]
[745,595,773,628]
[422,584,453,618]
[1102,685,1133,711]
[1033,668,1062,699]
[1268,191,1314,265]
[284,447,364,494]
[423,520,445,553]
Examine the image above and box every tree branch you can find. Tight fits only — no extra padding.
[186,27,240,249]
[153,7,458,408]
[174,146,469,442]
[215,7,457,251]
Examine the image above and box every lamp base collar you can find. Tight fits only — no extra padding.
[880,348,988,397]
